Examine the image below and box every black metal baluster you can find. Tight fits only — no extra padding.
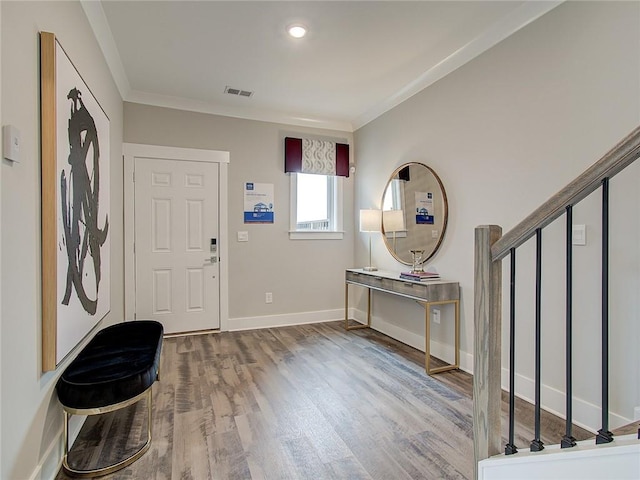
[506,248,518,455]
[530,228,544,452]
[562,206,577,448]
[596,178,614,444]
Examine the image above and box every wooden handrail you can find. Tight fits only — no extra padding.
[491,126,640,261]
[474,125,640,478]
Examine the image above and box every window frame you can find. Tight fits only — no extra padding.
[382,178,408,239]
[289,173,344,240]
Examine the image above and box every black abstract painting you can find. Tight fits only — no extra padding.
[41,33,111,368]
[60,87,109,315]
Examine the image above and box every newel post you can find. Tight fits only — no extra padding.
[473,225,503,479]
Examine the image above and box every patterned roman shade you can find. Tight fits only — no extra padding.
[284,137,350,177]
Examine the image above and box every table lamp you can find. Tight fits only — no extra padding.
[360,209,381,271]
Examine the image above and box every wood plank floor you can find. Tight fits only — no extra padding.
[57,321,591,480]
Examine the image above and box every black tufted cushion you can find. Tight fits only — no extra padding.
[56,321,163,410]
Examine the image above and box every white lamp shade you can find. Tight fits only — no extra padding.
[383,210,405,232]
[360,209,382,232]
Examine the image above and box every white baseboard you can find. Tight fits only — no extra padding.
[28,309,630,480]
[28,416,85,480]
[230,307,631,434]
[257,306,470,371]
[501,368,632,433]
[361,308,631,434]
[367,310,474,374]
[228,308,344,331]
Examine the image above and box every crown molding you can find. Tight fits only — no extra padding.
[351,1,563,130]
[80,0,131,99]
[82,0,562,134]
[126,90,354,132]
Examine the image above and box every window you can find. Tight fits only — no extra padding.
[289,173,343,239]
[382,178,408,239]
[382,178,405,211]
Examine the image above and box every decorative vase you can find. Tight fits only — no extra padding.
[410,249,425,273]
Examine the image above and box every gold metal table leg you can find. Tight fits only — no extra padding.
[424,299,460,375]
[344,282,349,330]
[344,283,372,330]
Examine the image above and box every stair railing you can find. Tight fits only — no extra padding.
[473,125,640,479]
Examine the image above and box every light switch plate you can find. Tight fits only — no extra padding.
[237,231,249,242]
[572,224,586,246]
[3,125,21,162]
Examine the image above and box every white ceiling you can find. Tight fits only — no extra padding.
[83,1,561,132]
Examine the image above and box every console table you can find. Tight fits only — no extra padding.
[344,268,460,375]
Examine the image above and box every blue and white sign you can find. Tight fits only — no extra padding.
[244,182,274,223]
[415,191,435,224]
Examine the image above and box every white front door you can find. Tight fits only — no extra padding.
[134,157,220,333]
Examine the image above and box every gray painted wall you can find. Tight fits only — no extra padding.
[1,2,123,478]
[124,103,355,325]
[1,1,639,478]
[354,1,640,429]
[0,2,3,475]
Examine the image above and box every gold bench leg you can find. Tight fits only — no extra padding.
[62,387,153,478]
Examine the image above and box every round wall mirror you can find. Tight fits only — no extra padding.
[381,162,448,266]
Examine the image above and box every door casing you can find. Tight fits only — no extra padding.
[123,143,229,331]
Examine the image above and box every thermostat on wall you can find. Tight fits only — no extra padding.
[3,125,21,163]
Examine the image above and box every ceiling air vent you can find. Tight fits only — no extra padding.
[224,86,253,98]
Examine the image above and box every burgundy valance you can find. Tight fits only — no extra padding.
[285,137,350,177]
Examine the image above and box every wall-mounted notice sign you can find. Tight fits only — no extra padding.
[244,182,274,224]
[415,191,434,224]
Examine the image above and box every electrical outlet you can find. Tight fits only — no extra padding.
[432,308,440,324]
[265,292,273,304]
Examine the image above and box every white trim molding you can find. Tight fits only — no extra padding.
[122,143,230,331]
[500,368,632,434]
[228,309,344,332]
[352,1,563,129]
[289,173,345,240]
[80,1,130,99]
[478,434,640,480]
[366,311,474,374]
[83,0,561,133]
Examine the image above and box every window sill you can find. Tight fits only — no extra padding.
[289,230,344,240]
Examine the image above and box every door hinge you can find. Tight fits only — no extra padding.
[132,171,135,182]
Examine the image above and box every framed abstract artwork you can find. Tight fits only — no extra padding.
[40,32,110,371]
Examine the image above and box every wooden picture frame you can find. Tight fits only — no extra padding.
[40,32,111,371]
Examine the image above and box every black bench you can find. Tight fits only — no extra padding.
[56,320,163,477]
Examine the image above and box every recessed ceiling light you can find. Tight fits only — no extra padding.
[287,24,307,39]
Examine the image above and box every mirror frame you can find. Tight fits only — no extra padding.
[381,162,449,266]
